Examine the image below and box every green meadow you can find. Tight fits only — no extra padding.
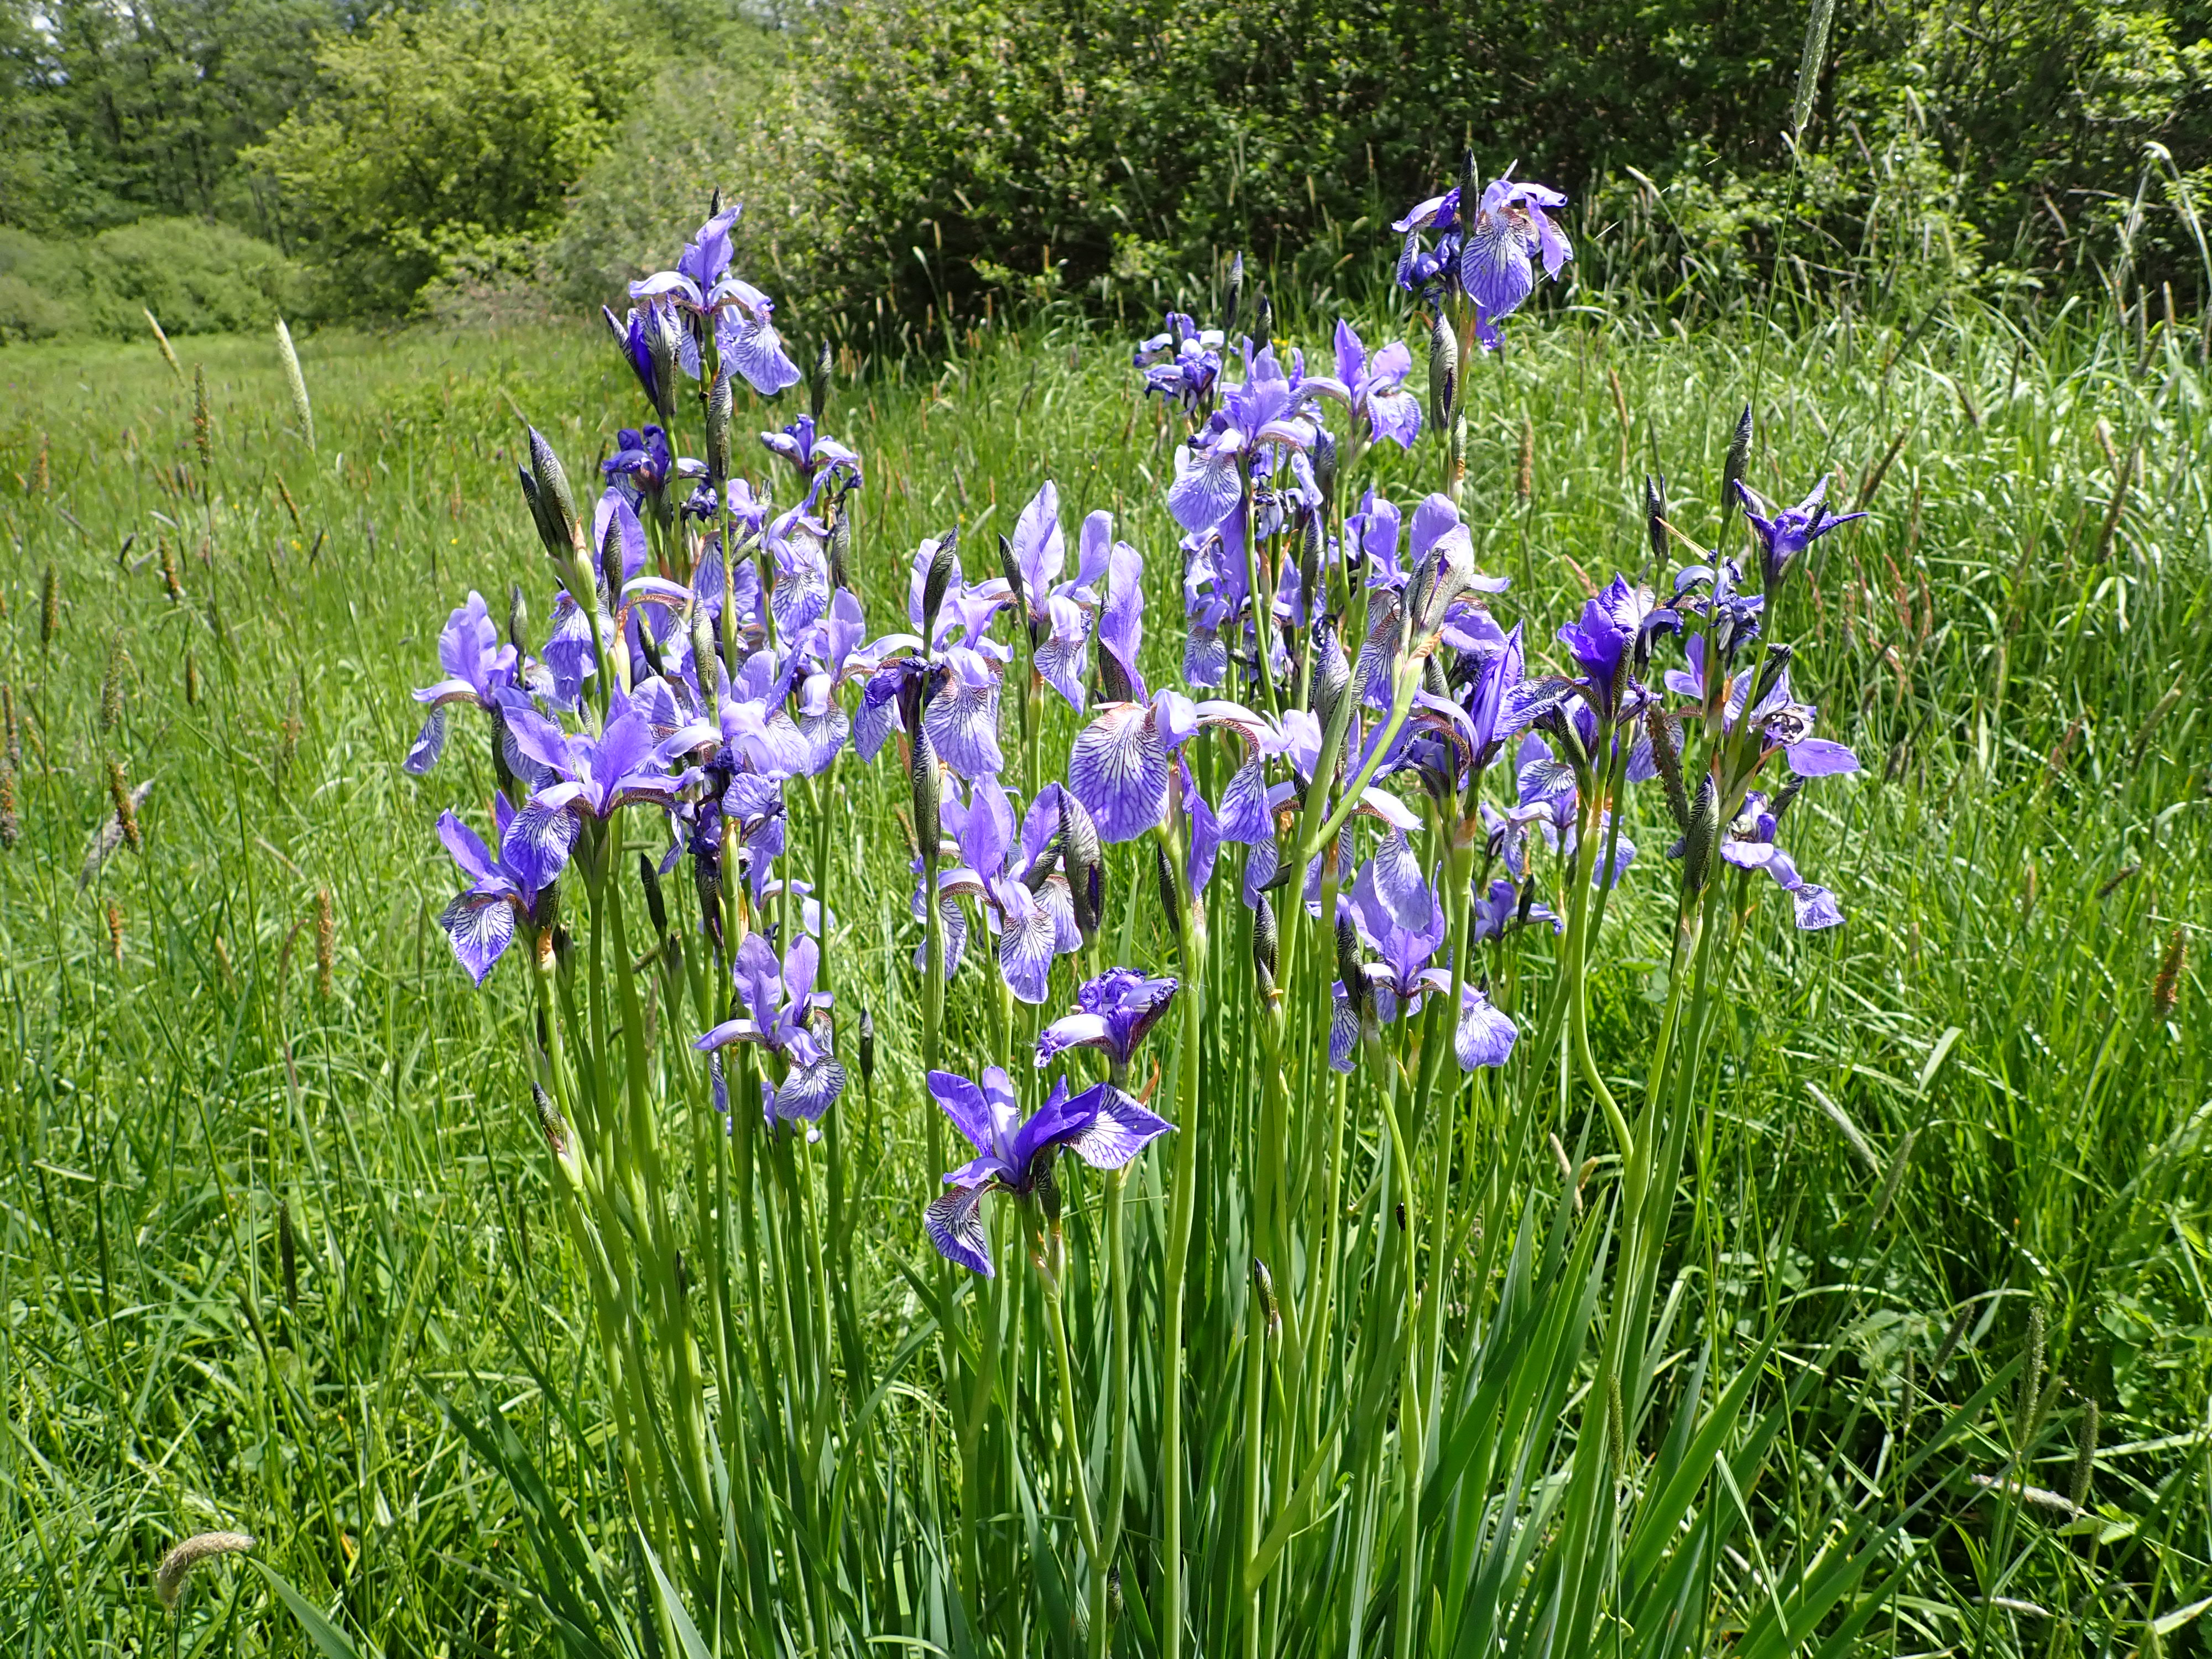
[0,290,2206,1655]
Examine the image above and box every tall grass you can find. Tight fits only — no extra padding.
[0,278,2204,1655]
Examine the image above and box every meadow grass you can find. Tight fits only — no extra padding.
[0,288,2205,1655]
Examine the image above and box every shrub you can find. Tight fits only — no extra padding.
[247,0,653,315]
[0,218,306,342]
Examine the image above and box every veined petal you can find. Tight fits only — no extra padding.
[774,1057,847,1122]
[1063,1082,1175,1170]
[1035,1011,1112,1065]
[925,1184,995,1277]
[1168,443,1241,534]
[438,892,515,985]
[1785,738,1860,777]
[1068,703,1168,843]
[924,674,1004,780]
[1791,883,1843,930]
[1453,986,1517,1069]
[404,705,450,775]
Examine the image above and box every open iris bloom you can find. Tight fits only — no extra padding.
[435,795,552,984]
[1002,482,1115,712]
[763,414,863,491]
[1135,311,1227,416]
[854,534,1011,781]
[605,205,801,410]
[924,1065,1174,1277]
[500,693,695,889]
[1036,967,1180,1078]
[695,931,845,1126]
[1167,345,1322,536]
[405,591,523,775]
[920,772,1084,1002]
[1721,789,1843,930]
[1305,320,1422,451]
[1394,171,1573,347]
[1329,849,1518,1072]
[1737,476,1865,600]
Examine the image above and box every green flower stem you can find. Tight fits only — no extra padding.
[1042,1280,1104,1642]
[1155,807,1209,1659]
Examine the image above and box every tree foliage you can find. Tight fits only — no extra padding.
[247,1,652,314]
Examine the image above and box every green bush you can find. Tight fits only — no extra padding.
[247,0,653,315]
[799,0,2212,322]
[0,218,306,342]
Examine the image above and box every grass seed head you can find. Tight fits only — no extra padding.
[106,758,142,852]
[143,307,181,378]
[278,1193,298,1309]
[0,759,17,851]
[2,681,17,767]
[40,564,58,646]
[2152,925,2186,1021]
[192,364,210,474]
[275,316,315,453]
[184,650,200,707]
[315,886,335,999]
[106,898,124,963]
[99,628,127,733]
[155,1531,253,1609]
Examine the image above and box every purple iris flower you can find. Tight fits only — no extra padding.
[1350,493,1510,706]
[434,795,549,984]
[1485,734,1636,886]
[603,426,673,499]
[1036,968,1180,1075]
[694,931,846,1124]
[405,592,521,775]
[1306,321,1422,450]
[1328,851,1518,1072]
[705,275,802,397]
[761,414,863,490]
[1656,643,1859,780]
[1135,312,1225,415]
[924,1066,1173,1277]
[499,692,693,889]
[603,300,672,416]
[1470,877,1560,943]
[852,535,1011,781]
[1721,791,1842,930]
[922,772,1084,1003]
[1167,345,1320,534]
[1006,482,1115,712]
[679,205,740,292]
[1457,173,1573,348]
[1556,575,1678,721]
[1736,477,1865,595]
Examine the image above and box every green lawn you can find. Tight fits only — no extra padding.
[0,295,2206,1654]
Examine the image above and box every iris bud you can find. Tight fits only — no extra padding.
[1251,891,1280,991]
[1722,405,1754,520]
[1311,427,1339,514]
[827,506,854,595]
[910,724,942,860]
[531,1082,571,1160]
[1311,614,1350,730]
[810,340,833,427]
[998,532,1029,637]
[1153,840,1182,942]
[919,529,958,642]
[1645,707,1692,831]
[705,369,733,486]
[507,583,529,655]
[1059,790,1104,942]
[1428,314,1458,432]
[1334,904,1365,1008]
[1224,252,1245,340]
[1252,1258,1281,1338]
[1644,473,1669,571]
[690,604,718,685]
[1297,508,1322,620]
[1683,772,1720,894]
[1253,290,1274,351]
[858,1007,875,1087]
[638,853,668,937]
[1751,641,1794,709]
